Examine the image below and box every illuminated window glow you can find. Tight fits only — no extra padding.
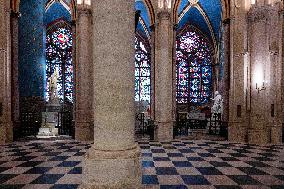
[45,25,73,103]
[135,35,151,103]
[176,26,213,104]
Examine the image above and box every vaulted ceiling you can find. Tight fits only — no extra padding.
[45,0,71,12]
[177,0,222,44]
[13,0,224,43]
[44,1,71,25]
[135,0,152,39]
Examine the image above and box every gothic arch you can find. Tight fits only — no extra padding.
[144,0,155,26]
[173,0,230,23]
[11,0,77,20]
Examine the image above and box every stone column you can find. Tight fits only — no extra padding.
[247,3,282,144]
[75,6,93,141]
[281,5,284,144]
[154,10,174,141]
[0,0,13,144]
[172,25,177,123]
[228,1,249,142]
[10,11,20,138]
[149,25,155,119]
[81,0,141,188]
[269,4,282,144]
[221,18,230,122]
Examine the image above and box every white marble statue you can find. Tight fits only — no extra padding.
[211,91,223,114]
[49,67,59,104]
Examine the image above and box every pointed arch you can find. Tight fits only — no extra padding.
[176,24,214,105]
[12,0,76,20]
[177,3,217,48]
[45,18,74,103]
[173,0,230,23]
[46,0,71,13]
[144,0,155,26]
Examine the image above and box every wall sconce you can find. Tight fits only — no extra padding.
[251,0,256,4]
[256,81,266,93]
[158,0,171,11]
[77,0,91,6]
[255,66,266,93]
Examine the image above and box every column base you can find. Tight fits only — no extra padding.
[6,122,13,143]
[248,128,269,145]
[228,122,247,143]
[75,122,94,141]
[271,126,282,144]
[0,123,6,144]
[155,121,173,141]
[80,145,142,189]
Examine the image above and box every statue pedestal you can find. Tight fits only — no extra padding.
[37,103,61,139]
[37,127,58,138]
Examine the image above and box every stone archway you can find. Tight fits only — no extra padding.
[172,0,231,140]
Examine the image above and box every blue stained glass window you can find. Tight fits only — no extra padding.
[176,26,213,104]
[135,35,151,103]
[45,25,73,103]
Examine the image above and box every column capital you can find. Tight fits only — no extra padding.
[71,20,76,26]
[157,11,171,20]
[10,10,21,18]
[248,4,279,23]
[149,24,156,32]
[173,23,178,31]
[77,6,92,16]
[222,18,231,25]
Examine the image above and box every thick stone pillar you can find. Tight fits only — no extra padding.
[221,18,230,122]
[81,0,141,188]
[281,5,284,144]
[228,1,249,142]
[268,6,282,144]
[10,11,20,138]
[154,10,174,141]
[75,6,93,141]
[0,0,13,144]
[149,25,155,119]
[247,3,282,144]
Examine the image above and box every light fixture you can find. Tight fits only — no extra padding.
[256,81,266,93]
[158,0,171,11]
[77,0,91,6]
[85,0,91,6]
[254,65,267,93]
[251,0,256,5]
[255,67,266,93]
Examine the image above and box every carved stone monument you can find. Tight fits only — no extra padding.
[211,91,223,114]
[37,69,61,138]
[48,67,60,105]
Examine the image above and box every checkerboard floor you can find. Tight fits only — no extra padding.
[0,139,284,189]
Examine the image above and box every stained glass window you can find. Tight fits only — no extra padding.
[135,35,151,103]
[45,24,73,103]
[176,26,213,104]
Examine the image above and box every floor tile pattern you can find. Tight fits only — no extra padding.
[0,139,283,189]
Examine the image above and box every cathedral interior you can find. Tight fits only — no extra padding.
[1,0,284,188]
